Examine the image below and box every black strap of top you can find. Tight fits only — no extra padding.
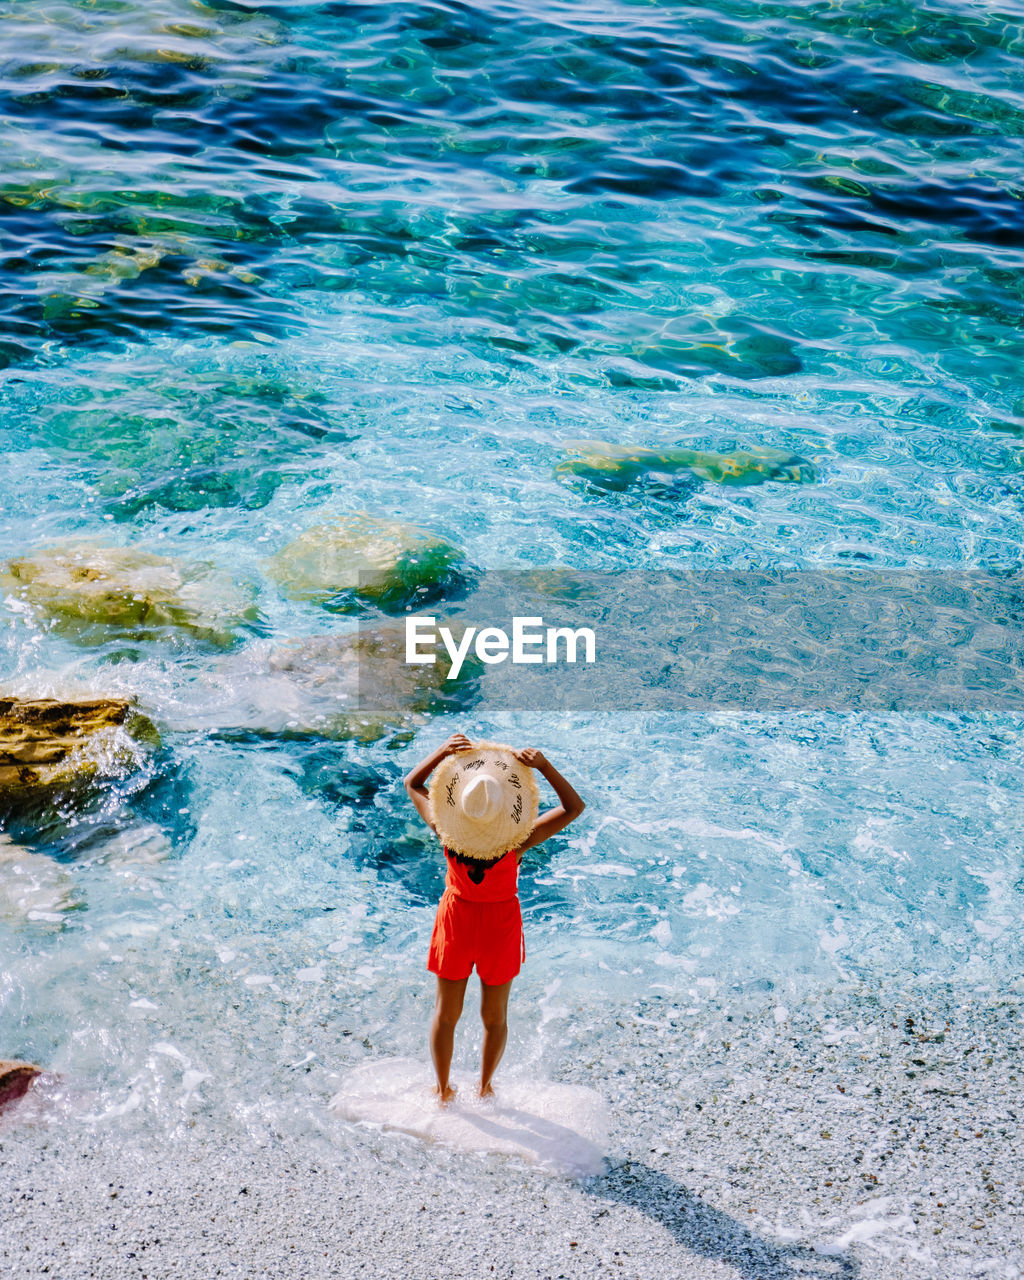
[444,846,503,886]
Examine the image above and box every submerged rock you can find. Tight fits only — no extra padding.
[0,541,261,647]
[184,625,479,745]
[96,462,292,520]
[556,441,816,491]
[625,329,803,381]
[0,1061,41,1113]
[0,696,160,817]
[80,242,169,284]
[34,367,349,520]
[0,834,81,924]
[265,515,467,613]
[0,209,294,357]
[84,823,174,868]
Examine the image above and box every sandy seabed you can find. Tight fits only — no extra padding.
[2,978,1021,1280]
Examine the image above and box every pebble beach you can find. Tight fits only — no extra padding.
[3,974,1021,1279]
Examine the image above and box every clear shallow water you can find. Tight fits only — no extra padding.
[1,0,1023,1141]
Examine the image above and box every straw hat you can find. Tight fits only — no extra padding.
[427,740,540,862]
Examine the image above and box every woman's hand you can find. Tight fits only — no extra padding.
[405,733,473,832]
[513,747,548,771]
[508,747,584,858]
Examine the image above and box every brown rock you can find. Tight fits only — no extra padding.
[0,696,160,808]
[0,1060,41,1112]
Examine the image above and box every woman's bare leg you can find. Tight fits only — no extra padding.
[430,976,468,1104]
[478,978,513,1098]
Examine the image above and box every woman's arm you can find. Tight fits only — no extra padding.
[403,733,472,831]
[512,749,585,859]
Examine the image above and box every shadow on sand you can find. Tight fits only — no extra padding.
[582,1159,860,1279]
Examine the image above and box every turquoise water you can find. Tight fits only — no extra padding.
[1,0,1023,1139]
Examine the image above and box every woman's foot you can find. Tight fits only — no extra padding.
[433,1082,457,1107]
[477,1082,495,1100]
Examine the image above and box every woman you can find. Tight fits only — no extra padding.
[404,733,585,1104]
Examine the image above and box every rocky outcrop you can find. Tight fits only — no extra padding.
[0,541,261,647]
[0,696,160,813]
[264,514,467,613]
[0,1060,41,1113]
[556,441,816,491]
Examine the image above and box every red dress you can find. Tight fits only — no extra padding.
[427,847,525,985]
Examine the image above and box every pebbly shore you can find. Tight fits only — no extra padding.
[1,975,1020,1280]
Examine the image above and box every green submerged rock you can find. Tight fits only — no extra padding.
[33,366,348,519]
[629,331,803,381]
[265,514,467,613]
[556,440,816,491]
[0,541,261,647]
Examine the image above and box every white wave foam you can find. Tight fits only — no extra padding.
[329,1057,609,1177]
